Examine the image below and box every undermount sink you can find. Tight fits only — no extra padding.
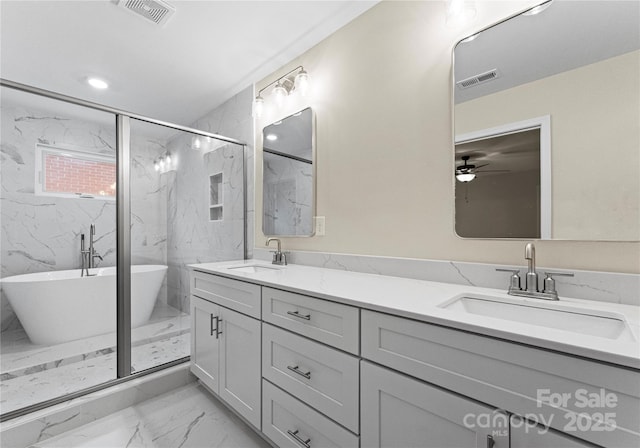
[226,264,283,274]
[439,295,636,342]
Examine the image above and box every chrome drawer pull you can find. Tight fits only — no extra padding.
[210,314,217,336]
[287,310,311,320]
[287,429,311,448]
[287,365,311,379]
[216,317,223,339]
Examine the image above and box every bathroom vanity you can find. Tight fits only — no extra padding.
[189,261,639,448]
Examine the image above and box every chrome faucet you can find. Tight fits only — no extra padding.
[524,242,538,293]
[88,224,103,269]
[266,238,287,265]
[80,224,103,277]
[496,242,573,301]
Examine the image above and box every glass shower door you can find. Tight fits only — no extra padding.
[0,86,118,415]
[128,118,245,374]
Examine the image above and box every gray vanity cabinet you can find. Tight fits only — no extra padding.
[361,361,507,448]
[190,280,262,429]
[191,295,220,392]
[510,417,593,448]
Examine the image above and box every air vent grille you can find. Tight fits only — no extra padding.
[118,0,176,26]
[457,69,499,89]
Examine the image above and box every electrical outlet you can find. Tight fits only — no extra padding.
[314,216,325,236]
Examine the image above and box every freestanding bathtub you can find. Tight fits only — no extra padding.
[1,265,167,345]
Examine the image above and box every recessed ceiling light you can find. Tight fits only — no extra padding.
[266,134,278,141]
[87,77,109,90]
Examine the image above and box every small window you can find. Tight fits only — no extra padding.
[35,144,116,200]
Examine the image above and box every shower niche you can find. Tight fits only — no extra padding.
[209,172,223,221]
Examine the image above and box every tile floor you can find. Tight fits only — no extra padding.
[30,383,271,448]
[1,303,190,415]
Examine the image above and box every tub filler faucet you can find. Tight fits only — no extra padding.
[80,224,103,277]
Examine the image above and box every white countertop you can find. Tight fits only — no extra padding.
[190,260,640,370]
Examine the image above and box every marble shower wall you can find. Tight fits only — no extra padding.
[0,95,167,335]
[164,86,254,313]
[263,153,313,236]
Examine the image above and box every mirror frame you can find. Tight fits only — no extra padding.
[261,106,317,238]
[451,1,640,242]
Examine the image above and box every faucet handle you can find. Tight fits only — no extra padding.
[542,271,574,295]
[495,268,522,292]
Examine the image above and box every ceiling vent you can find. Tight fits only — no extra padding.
[457,69,500,89]
[118,0,176,26]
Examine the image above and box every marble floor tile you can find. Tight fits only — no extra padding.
[30,383,270,448]
[1,303,190,415]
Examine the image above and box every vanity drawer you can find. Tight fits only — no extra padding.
[361,310,640,448]
[262,287,359,354]
[191,271,261,318]
[262,323,359,433]
[262,380,359,448]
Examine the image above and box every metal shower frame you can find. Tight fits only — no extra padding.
[0,78,247,421]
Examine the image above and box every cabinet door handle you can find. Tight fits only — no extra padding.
[215,316,223,339]
[287,429,311,448]
[486,435,495,448]
[210,314,216,336]
[287,365,311,379]
[286,310,311,320]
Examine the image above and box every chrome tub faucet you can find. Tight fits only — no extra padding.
[80,224,103,277]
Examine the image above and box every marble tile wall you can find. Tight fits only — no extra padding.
[0,95,168,335]
[253,248,640,306]
[263,153,313,236]
[165,86,254,313]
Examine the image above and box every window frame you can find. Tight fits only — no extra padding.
[34,143,117,201]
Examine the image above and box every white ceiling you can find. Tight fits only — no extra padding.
[0,0,378,128]
[454,0,640,103]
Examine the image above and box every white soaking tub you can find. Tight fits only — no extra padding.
[1,265,167,345]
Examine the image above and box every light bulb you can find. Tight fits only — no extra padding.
[266,134,278,141]
[294,69,309,97]
[154,161,160,171]
[159,159,165,169]
[456,173,476,183]
[165,154,171,164]
[273,83,288,107]
[254,95,264,118]
[192,137,201,150]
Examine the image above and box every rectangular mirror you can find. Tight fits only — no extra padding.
[262,107,315,236]
[453,0,639,241]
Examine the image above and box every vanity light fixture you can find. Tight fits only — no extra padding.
[153,152,175,173]
[253,66,310,117]
[254,95,264,118]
